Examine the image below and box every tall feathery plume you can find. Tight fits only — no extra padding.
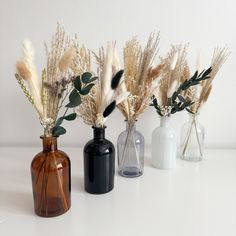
[71,34,92,75]
[186,47,230,114]
[117,32,161,121]
[151,44,190,117]
[16,40,44,117]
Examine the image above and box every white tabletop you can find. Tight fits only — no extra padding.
[0,147,236,236]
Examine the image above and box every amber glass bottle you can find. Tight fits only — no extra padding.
[31,136,71,217]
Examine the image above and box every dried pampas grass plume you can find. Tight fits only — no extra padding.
[16,39,44,117]
[117,32,161,121]
[185,47,229,114]
[155,44,189,111]
[22,39,39,83]
[202,84,212,103]
[58,47,76,72]
[147,63,164,82]
[76,42,129,128]
[16,61,31,81]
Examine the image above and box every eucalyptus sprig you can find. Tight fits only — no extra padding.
[52,72,97,136]
[151,67,212,117]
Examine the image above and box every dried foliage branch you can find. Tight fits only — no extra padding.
[184,47,229,114]
[117,32,161,121]
[151,44,191,116]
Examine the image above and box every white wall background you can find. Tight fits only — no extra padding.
[0,0,236,148]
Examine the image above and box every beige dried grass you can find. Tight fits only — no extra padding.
[186,47,229,114]
[15,24,85,136]
[76,42,128,127]
[152,44,190,116]
[117,32,161,121]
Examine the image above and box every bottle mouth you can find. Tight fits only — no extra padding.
[124,119,137,122]
[92,125,107,130]
[40,135,58,139]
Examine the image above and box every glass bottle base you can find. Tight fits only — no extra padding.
[181,155,203,162]
[85,185,114,195]
[34,197,71,217]
[118,167,143,178]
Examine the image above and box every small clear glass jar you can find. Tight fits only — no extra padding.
[180,113,205,162]
[117,120,145,178]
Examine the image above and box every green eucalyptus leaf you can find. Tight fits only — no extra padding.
[178,95,186,103]
[171,107,177,114]
[192,71,198,80]
[55,117,64,127]
[190,81,200,86]
[64,113,77,121]
[52,126,66,136]
[152,96,158,109]
[67,89,81,107]
[198,69,205,77]
[82,72,93,84]
[202,67,212,77]
[199,75,210,81]
[89,76,98,83]
[74,76,82,91]
[80,84,94,95]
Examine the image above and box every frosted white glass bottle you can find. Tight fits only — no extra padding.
[180,113,205,161]
[151,116,177,169]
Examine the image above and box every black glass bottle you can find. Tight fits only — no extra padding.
[83,126,115,194]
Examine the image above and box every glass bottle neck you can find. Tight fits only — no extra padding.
[189,113,199,122]
[160,116,171,128]
[93,127,105,139]
[41,136,58,152]
[125,120,136,131]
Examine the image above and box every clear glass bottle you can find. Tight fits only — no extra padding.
[31,136,71,217]
[151,116,177,169]
[180,113,205,161]
[117,120,145,178]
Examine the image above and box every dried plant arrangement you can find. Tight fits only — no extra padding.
[151,45,212,117]
[117,32,162,122]
[116,33,162,177]
[15,24,95,137]
[75,42,129,127]
[183,47,229,114]
[180,47,229,159]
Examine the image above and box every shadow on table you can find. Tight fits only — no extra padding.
[71,176,84,192]
[145,157,152,168]
[0,189,34,216]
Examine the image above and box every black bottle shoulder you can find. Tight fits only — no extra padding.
[84,138,115,156]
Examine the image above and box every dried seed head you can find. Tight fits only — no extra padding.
[167,80,178,98]
[148,63,164,80]
[170,52,179,70]
[58,47,76,72]
[202,85,212,103]
[16,61,32,80]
